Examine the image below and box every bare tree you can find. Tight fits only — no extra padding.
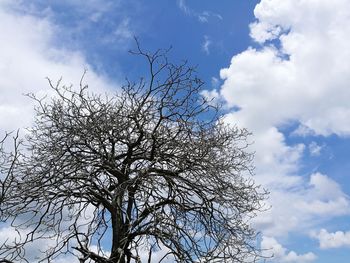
[0,132,23,262]
[0,44,266,263]
[0,131,21,213]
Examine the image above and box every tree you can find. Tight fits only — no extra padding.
[0,44,266,263]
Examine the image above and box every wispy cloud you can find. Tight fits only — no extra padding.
[102,18,134,44]
[177,0,222,23]
[6,0,136,53]
[178,0,190,15]
[202,35,211,55]
[308,141,323,156]
[211,77,220,88]
[198,11,223,23]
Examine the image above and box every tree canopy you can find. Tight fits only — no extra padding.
[0,44,266,263]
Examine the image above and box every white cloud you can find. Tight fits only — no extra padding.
[0,225,80,262]
[177,0,222,23]
[114,18,133,39]
[198,11,223,23]
[253,173,350,237]
[311,229,350,249]
[0,2,119,261]
[221,0,350,136]
[137,243,174,263]
[291,124,315,137]
[0,226,46,261]
[306,173,345,218]
[308,173,345,201]
[308,141,323,156]
[215,0,350,241]
[0,202,102,262]
[200,89,220,106]
[250,21,282,43]
[211,77,220,88]
[0,1,117,133]
[53,255,78,263]
[177,0,190,15]
[14,0,117,19]
[261,236,316,262]
[202,35,211,55]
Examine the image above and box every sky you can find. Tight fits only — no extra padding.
[0,0,350,262]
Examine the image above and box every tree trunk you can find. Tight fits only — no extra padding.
[110,195,126,263]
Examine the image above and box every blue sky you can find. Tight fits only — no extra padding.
[0,0,350,262]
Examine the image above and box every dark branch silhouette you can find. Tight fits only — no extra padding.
[0,43,266,263]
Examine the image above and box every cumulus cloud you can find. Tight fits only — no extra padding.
[261,236,316,262]
[297,173,350,217]
[215,0,350,253]
[311,229,350,249]
[0,226,55,262]
[250,22,282,44]
[0,223,81,262]
[253,173,350,237]
[221,0,350,136]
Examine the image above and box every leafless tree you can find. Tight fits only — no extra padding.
[0,44,266,263]
[0,131,21,213]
